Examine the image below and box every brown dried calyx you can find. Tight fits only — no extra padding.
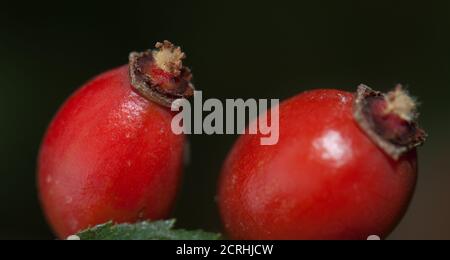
[353,84,427,160]
[129,40,194,107]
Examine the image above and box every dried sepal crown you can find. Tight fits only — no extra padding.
[128,40,195,107]
[353,84,426,160]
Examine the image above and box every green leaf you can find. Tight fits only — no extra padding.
[75,220,222,240]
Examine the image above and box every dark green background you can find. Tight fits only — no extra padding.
[1,1,449,239]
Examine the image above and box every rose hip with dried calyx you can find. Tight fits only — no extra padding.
[38,41,194,239]
[218,85,426,240]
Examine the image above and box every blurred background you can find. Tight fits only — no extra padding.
[1,0,449,239]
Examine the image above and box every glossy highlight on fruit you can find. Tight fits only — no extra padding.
[38,41,194,238]
[218,86,426,240]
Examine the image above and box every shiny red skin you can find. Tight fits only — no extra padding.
[218,89,417,240]
[38,66,185,238]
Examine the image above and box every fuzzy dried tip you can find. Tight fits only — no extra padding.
[384,85,417,121]
[152,40,186,76]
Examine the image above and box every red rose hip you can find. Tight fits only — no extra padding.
[218,85,426,240]
[38,41,194,238]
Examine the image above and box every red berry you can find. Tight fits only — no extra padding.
[38,41,194,238]
[218,85,426,240]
